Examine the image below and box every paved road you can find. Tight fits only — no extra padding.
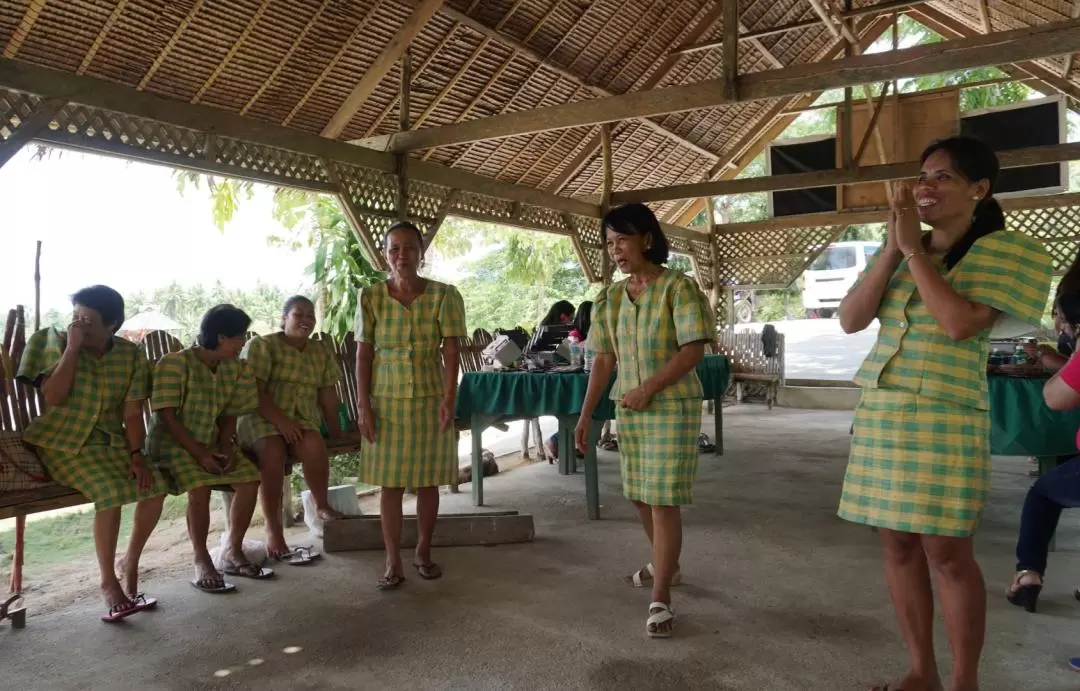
[740,318,879,381]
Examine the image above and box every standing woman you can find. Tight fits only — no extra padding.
[574,203,712,638]
[146,304,272,593]
[239,296,344,564]
[837,136,1052,691]
[355,221,467,590]
[17,285,166,622]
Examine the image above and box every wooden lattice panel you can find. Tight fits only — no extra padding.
[49,104,202,159]
[450,191,516,221]
[519,205,569,234]
[213,139,329,185]
[406,180,452,223]
[715,225,844,287]
[691,239,713,291]
[1006,206,1080,274]
[714,287,731,330]
[567,215,605,281]
[0,90,42,143]
[331,163,397,216]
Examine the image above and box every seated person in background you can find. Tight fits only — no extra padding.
[1024,307,1072,372]
[18,285,166,622]
[145,305,272,594]
[546,300,594,462]
[539,300,575,328]
[1007,291,1080,614]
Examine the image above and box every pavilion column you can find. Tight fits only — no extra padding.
[599,123,614,285]
[396,50,411,223]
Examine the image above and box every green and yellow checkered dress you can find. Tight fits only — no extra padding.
[236,333,341,447]
[145,349,261,494]
[591,270,713,506]
[354,280,467,488]
[839,231,1052,536]
[17,328,167,511]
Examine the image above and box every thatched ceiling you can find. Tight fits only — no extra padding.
[1,0,1078,227]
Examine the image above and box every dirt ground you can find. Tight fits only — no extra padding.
[2,452,537,616]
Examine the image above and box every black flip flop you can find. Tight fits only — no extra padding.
[413,562,443,580]
[190,577,236,594]
[223,563,275,580]
[376,574,406,590]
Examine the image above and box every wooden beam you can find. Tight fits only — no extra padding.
[839,0,926,19]
[0,97,63,169]
[722,0,739,100]
[320,0,442,139]
[615,141,1080,204]
[191,0,270,105]
[976,0,992,34]
[807,0,842,40]
[670,19,823,56]
[3,0,47,59]
[1066,1,1080,78]
[240,0,329,115]
[396,50,411,221]
[137,0,204,90]
[77,0,128,75]
[369,18,1080,152]
[853,82,891,165]
[424,189,458,250]
[0,57,609,220]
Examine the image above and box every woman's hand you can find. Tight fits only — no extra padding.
[357,406,376,444]
[439,395,455,434]
[620,385,653,412]
[574,417,591,454]
[66,317,90,350]
[891,182,923,256]
[275,418,303,444]
[130,453,155,492]
[195,447,228,474]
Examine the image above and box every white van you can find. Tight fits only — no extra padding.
[801,241,881,318]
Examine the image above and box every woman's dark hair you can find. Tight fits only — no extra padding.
[282,295,313,318]
[71,285,125,333]
[197,304,252,349]
[540,300,575,327]
[573,300,593,340]
[919,135,1005,270]
[1056,248,1080,301]
[385,221,425,250]
[602,203,670,265]
[1056,292,1080,330]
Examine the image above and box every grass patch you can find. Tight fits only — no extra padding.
[0,495,189,568]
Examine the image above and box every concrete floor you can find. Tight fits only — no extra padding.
[4,406,1079,691]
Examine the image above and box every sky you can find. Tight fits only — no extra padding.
[0,149,312,315]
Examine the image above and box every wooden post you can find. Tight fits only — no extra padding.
[722,0,739,101]
[600,123,614,285]
[396,50,411,222]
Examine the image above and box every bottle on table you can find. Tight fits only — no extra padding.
[568,330,584,369]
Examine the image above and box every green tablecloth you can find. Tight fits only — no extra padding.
[989,376,1080,456]
[455,355,730,421]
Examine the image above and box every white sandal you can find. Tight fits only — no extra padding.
[646,602,675,638]
[628,562,682,588]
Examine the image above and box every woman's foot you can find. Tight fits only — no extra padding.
[625,563,682,588]
[646,602,674,638]
[114,556,140,599]
[99,581,139,622]
[869,672,943,691]
[316,506,343,521]
[190,561,233,594]
[266,533,292,560]
[1006,570,1043,613]
[377,566,406,590]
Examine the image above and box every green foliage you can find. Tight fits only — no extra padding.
[127,281,292,343]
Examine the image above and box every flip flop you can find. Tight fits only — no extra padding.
[275,547,318,566]
[223,563,275,580]
[190,578,236,594]
[128,593,158,611]
[376,574,406,590]
[413,562,443,580]
[100,598,141,623]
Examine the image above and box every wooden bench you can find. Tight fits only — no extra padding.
[716,328,785,409]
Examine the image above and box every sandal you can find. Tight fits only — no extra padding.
[1006,569,1043,613]
[625,562,682,588]
[100,598,140,623]
[646,602,674,638]
[376,573,406,590]
[191,577,235,594]
[223,563,275,580]
[413,562,443,580]
[275,546,320,566]
[698,433,716,453]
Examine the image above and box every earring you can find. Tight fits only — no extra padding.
[972,195,981,200]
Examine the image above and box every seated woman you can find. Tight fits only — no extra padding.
[145,304,272,593]
[539,300,575,328]
[17,285,166,622]
[545,300,593,462]
[239,296,344,564]
[1007,291,1080,613]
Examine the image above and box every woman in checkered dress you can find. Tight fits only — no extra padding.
[837,137,1052,691]
[355,221,466,590]
[17,285,166,622]
[574,204,712,638]
[145,305,271,593]
[238,296,345,563]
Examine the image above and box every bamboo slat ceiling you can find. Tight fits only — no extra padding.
[1,0,1078,226]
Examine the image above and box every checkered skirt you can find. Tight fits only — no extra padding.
[838,388,990,537]
[358,396,457,488]
[38,444,167,511]
[156,447,261,495]
[616,399,701,506]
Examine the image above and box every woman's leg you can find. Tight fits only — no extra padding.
[94,507,128,606]
[225,481,261,564]
[252,436,290,557]
[879,528,942,691]
[922,535,984,691]
[1016,457,1080,578]
[649,504,682,607]
[380,487,406,581]
[291,431,343,521]
[186,487,216,580]
[414,486,439,570]
[119,494,165,597]
[629,499,680,584]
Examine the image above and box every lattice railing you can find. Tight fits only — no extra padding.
[1006,206,1080,273]
[0,90,44,144]
[714,224,846,288]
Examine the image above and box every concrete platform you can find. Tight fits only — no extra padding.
[3,406,1079,690]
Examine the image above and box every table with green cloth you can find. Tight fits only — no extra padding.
[989,375,1080,473]
[455,355,730,520]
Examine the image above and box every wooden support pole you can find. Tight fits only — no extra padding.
[321,0,442,139]
[600,123,614,284]
[722,0,739,101]
[670,19,822,56]
[396,50,411,222]
[853,82,891,165]
[840,0,925,19]
[705,195,720,318]
[1063,0,1080,78]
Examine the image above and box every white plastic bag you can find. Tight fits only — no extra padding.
[301,485,362,538]
[211,534,269,570]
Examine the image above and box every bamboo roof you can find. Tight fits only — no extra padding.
[1,0,1079,229]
